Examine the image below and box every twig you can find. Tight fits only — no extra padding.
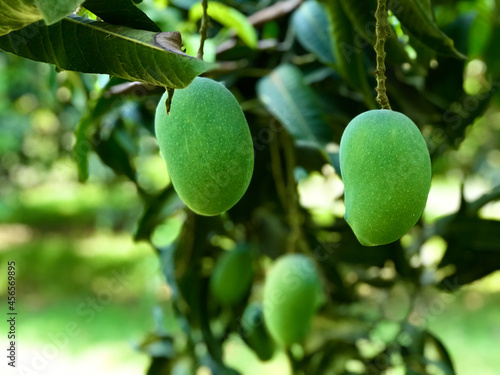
[106,81,162,97]
[197,0,209,60]
[248,0,303,28]
[467,185,500,215]
[282,132,301,253]
[374,0,391,109]
[216,0,303,55]
[269,122,288,210]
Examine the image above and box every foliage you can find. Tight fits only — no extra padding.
[1,0,500,374]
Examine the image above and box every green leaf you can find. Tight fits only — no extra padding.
[436,215,500,289]
[0,15,209,88]
[135,186,179,242]
[82,0,161,32]
[257,64,333,148]
[94,121,137,181]
[338,0,409,64]
[0,0,43,37]
[74,79,123,182]
[35,0,84,25]
[424,13,476,109]
[292,0,336,65]
[467,185,500,215]
[0,0,85,37]
[425,331,456,375]
[74,116,93,182]
[338,0,377,43]
[390,0,466,59]
[189,1,257,48]
[320,0,376,108]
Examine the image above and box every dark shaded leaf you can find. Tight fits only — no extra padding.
[339,0,409,64]
[0,15,209,88]
[467,185,500,214]
[134,185,179,241]
[74,86,122,182]
[390,0,466,59]
[82,0,161,32]
[436,215,500,289]
[94,119,137,181]
[425,13,477,107]
[425,331,456,375]
[146,357,174,375]
[321,0,377,108]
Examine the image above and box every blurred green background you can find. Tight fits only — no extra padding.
[1,0,500,374]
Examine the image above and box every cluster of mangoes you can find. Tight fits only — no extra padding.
[155,78,431,245]
[154,76,432,358]
[210,248,322,356]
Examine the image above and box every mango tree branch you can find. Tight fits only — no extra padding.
[375,0,391,109]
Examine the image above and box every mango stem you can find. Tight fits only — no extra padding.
[197,0,209,60]
[374,0,391,109]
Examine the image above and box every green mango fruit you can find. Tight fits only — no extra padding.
[210,246,254,305]
[339,110,432,246]
[240,302,275,361]
[263,254,320,346]
[155,77,254,216]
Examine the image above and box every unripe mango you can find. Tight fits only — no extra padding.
[263,254,320,346]
[339,110,431,246]
[210,246,254,305]
[155,77,254,216]
[240,302,275,361]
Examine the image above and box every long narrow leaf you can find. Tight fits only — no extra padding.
[0,15,209,88]
[292,0,336,65]
[257,64,332,148]
[321,0,376,108]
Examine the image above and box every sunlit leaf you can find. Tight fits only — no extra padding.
[35,0,84,25]
[0,0,43,36]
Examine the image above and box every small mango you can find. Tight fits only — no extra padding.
[263,254,320,346]
[210,246,254,305]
